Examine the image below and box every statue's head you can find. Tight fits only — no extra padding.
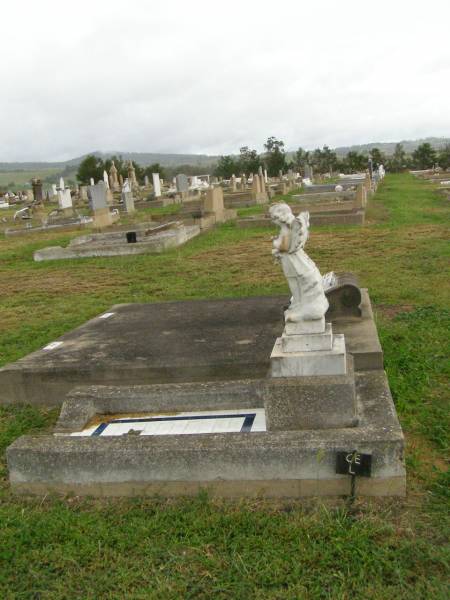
[269,202,294,225]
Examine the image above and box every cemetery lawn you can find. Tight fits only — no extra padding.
[0,173,449,599]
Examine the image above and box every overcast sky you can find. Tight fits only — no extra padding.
[2,0,450,161]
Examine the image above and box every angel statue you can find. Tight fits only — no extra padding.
[269,203,329,323]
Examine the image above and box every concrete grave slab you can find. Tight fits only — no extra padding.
[0,292,382,407]
[33,223,200,261]
[6,370,405,498]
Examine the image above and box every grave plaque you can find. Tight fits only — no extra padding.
[176,174,189,193]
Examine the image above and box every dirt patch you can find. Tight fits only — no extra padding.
[407,433,448,474]
[0,267,128,297]
[377,304,415,319]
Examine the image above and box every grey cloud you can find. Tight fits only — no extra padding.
[1,0,450,161]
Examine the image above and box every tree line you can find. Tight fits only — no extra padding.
[75,140,450,185]
[215,138,450,178]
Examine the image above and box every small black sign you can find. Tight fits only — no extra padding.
[336,451,372,477]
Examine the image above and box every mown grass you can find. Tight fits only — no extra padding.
[0,173,449,599]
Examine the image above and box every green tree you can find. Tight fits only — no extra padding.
[238,146,260,174]
[388,143,406,172]
[370,147,386,167]
[214,155,239,179]
[310,145,337,174]
[341,151,367,173]
[143,163,166,181]
[264,136,286,177]
[412,143,436,169]
[76,155,104,184]
[437,144,450,170]
[295,147,310,173]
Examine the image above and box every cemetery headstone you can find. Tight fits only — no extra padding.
[31,179,43,203]
[152,173,162,197]
[109,161,120,191]
[176,174,189,194]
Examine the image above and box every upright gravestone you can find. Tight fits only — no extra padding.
[109,161,120,191]
[103,170,110,189]
[128,161,138,189]
[144,175,150,187]
[204,186,225,222]
[79,185,88,201]
[121,180,135,213]
[90,182,113,228]
[58,188,73,210]
[230,174,237,192]
[31,179,43,203]
[176,174,189,195]
[152,173,162,197]
[252,174,261,195]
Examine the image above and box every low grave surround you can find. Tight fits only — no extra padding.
[5,203,405,498]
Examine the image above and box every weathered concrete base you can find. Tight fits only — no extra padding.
[265,357,357,430]
[9,476,406,498]
[0,291,383,406]
[33,224,200,261]
[271,334,347,377]
[6,370,405,498]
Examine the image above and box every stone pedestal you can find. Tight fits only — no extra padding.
[265,356,357,430]
[271,334,346,377]
[270,318,347,377]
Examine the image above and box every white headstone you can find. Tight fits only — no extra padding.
[58,188,72,209]
[264,169,268,183]
[152,173,161,197]
[103,170,110,189]
[59,177,64,190]
[51,184,57,197]
[90,178,95,186]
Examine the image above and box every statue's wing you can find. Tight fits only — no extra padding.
[287,212,307,252]
[288,211,309,251]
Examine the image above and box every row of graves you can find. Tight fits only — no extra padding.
[2,162,236,260]
[236,164,385,229]
[2,185,405,498]
[410,166,450,200]
[3,159,383,262]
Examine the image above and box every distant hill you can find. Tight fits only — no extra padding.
[333,137,450,157]
[1,137,449,174]
[65,151,220,168]
[0,152,220,172]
